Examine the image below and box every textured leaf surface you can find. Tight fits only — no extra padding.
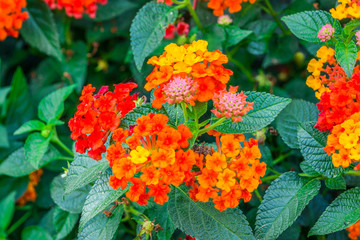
[0,192,15,230]
[51,175,90,214]
[216,92,291,134]
[300,161,319,176]
[24,132,51,168]
[22,226,52,240]
[297,122,344,178]
[65,153,109,194]
[79,170,129,230]
[78,205,123,240]
[325,176,346,190]
[119,103,166,128]
[20,0,62,60]
[309,187,360,236]
[335,41,357,78]
[130,2,178,70]
[168,186,255,240]
[282,11,341,43]
[53,207,79,240]
[38,85,75,124]
[95,0,138,21]
[276,100,319,149]
[255,172,320,240]
[146,203,176,240]
[14,120,45,135]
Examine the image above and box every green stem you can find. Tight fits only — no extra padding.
[7,211,32,235]
[57,156,74,161]
[261,174,279,183]
[254,189,263,202]
[345,170,360,177]
[185,0,205,32]
[268,167,281,176]
[263,0,288,35]
[272,153,290,165]
[181,103,189,122]
[228,56,255,84]
[198,117,227,136]
[52,137,74,157]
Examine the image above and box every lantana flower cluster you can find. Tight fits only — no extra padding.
[317,24,335,42]
[347,220,360,240]
[146,40,233,108]
[17,169,43,206]
[189,132,265,211]
[44,0,107,18]
[0,0,29,41]
[107,113,195,205]
[68,83,138,160]
[203,0,256,17]
[330,0,360,20]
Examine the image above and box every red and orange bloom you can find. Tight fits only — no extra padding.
[347,220,360,240]
[68,83,138,160]
[211,86,253,122]
[146,40,233,108]
[107,113,194,205]
[324,112,360,169]
[0,0,29,41]
[44,0,107,18]
[204,0,256,17]
[189,131,266,211]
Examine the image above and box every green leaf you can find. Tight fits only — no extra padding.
[344,19,360,35]
[119,103,166,129]
[309,187,360,236]
[325,176,346,190]
[0,125,9,148]
[130,2,178,70]
[25,132,51,168]
[0,87,10,106]
[95,0,138,21]
[14,120,46,135]
[215,92,291,134]
[5,68,34,133]
[53,207,79,240]
[187,101,208,120]
[335,41,357,78]
[38,85,75,124]
[78,205,124,240]
[62,42,88,93]
[276,99,319,149]
[225,26,252,48]
[65,153,109,194]
[282,11,341,43]
[0,192,15,230]
[300,161,320,176]
[79,170,129,230]
[51,175,90,214]
[21,226,52,240]
[255,172,321,240]
[297,122,344,178]
[0,146,61,177]
[168,185,255,240]
[146,203,176,240]
[184,121,198,149]
[164,103,185,126]
[20,0,62,61]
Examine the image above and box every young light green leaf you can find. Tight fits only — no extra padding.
[21,226,52,240]
[0,192,16,230]
[225,26,252,48]
[309,187,360,236]
[325,176,346,190]
[38,85,75,124]
[79,170,129,230]
[344,19,360,35]
[119,103,166,129]
[255,172,321,240]
[25,132,51,168]
[130,2,178,70]
[0,146,61,177]
[168,185,255,240]
[335,41,357,78]
[53,207,79,240]
[215,92,291,134]
[14,120,46,135]
[282,11,341,43]
[187,101,208,120]
[20,0,62,61]
[297,122,344,178]
[276,99,319,149]
[78,205,124,240]
[51,175,90,214]
[65,153,109,194]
